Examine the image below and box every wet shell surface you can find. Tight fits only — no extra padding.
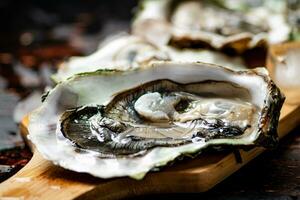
[53,33,246,82]
[268,42,300,105]
[28,62,284,179]
[52,33,169,82]
[133,0,290,53]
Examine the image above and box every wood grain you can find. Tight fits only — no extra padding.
[0,103,299,200]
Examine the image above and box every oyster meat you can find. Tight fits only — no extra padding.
[28,62,284,179]
[133,0,290,53]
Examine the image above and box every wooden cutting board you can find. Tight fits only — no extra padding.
[0,101,299,199]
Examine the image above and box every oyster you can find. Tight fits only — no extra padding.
[133,0,290,53]
[166,47,246,70]
[28,62,284,179]
[53,33,246,82]
[287,0,300,40]
[268,42,300,105]
[52,33,169,82]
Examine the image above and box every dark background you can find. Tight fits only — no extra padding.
[0,0,137,51]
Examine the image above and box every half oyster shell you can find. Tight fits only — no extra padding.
[287,0,300,40]
[52,33,169,82]
[133,0,290,53]
[28,62,284,179]
[267,42,300,104]
[53,33,246,82]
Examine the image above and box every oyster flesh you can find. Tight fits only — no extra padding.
[133,0,290,53]
[28,62,284,179]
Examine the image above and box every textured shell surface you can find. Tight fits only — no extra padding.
[133,0,290,53]
[28,62,284,179]
[52,33,169,82]
[53,33,246,82]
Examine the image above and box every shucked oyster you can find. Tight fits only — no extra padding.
[53,33,246,82]
[28,62,284,179]
[133,0,290,53]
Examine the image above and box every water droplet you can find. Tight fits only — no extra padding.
[192,137,205,144]
[120,138,131,144]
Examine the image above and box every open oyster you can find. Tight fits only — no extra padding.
[133,0,290,53]
[267,42,300,104]
[52,33,169,82]
[28,62,284,179]
[53,33,246,82]
[166,47,245,70]
[287,0,300,40]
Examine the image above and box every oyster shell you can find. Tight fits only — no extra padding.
[267,42,300,105]
[166,47,246,70]
[52,33,169,82]
[287,0,300,40]
[53,33,246,82]
[133,0,290,53]
[28,62,284,179]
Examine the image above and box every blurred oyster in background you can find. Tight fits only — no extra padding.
[274,49,300,88]
[13,91,43,123]
[14,63,41,88]
[54,33,246,82]
[267,42,300,105]
[213,0,286,12]
[220,0,300,41]
[165,47,246,70]
[133,0,291,53]
[0,91,23,150]
[287,0,300,40]
[52,33,170,82]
